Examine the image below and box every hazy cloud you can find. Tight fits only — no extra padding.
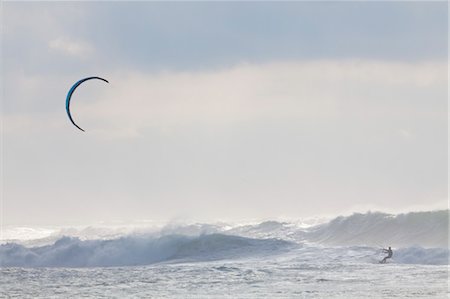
[49,37,94,58]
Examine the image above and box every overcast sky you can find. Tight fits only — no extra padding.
[2,2,448,226]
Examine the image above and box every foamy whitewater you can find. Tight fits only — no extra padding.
[1,210,448,298]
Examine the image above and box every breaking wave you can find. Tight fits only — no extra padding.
[0,234,293,268]
[1,210,447,267]
[393,246,449,265]
[303,210,449,247]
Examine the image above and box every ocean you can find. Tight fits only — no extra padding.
[1,210,448,298]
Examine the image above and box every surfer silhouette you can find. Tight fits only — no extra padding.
[380,246,393,264]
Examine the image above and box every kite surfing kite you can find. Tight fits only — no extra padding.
[65,76,109,132]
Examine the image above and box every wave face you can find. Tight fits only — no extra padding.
[0,234,293,268]
[393,247,449,265]
[303,210,449,247]
[285,245,449,266]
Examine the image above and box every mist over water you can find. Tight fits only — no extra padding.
[1,210,448,267]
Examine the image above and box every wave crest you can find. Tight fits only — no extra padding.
[304,210,448,247]
[0,234,293,268]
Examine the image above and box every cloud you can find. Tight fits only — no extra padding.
[3,2,447,77]
[3,59,446,139]
[397,129,413,140]
[49,37,94,58]
[3,2,448,225]
[64,59,445,139]
[3,59,446,224]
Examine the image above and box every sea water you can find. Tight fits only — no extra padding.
[1,211,448,298]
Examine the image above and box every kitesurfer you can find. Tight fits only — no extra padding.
[380,246,393,264]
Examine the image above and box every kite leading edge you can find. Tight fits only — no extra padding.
[65,76,109,132]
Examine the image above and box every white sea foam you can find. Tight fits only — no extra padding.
[302,210,449,247]
[393,246,449,265]
[0,234,293,267]
[1,210,447,267]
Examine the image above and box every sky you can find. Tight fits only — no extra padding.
[1,2,448,226]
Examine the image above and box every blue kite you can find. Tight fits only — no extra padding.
[66,76,109,132]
